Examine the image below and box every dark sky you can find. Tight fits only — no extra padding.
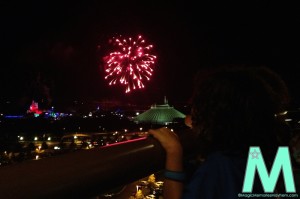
[1,1,300,109]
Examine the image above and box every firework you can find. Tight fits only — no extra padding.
[103,35,157,93]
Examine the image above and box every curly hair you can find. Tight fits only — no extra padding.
[191,65,290,160]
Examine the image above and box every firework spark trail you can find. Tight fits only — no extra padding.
[103,35,157,93]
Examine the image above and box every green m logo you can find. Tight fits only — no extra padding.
[242,147,296,193]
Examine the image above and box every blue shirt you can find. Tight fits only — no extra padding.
[182,152,256,199]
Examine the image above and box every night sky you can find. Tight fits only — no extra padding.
[1,1,300,110]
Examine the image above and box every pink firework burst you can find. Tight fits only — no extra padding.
[103,35,157,93]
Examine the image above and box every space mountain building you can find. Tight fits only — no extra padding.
[134,97,186,125]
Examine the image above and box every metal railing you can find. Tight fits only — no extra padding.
[0,129,195,199]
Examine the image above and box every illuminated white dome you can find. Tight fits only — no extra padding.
[134,100,185,125]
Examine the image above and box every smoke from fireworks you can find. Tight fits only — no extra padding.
[103,35,157,93]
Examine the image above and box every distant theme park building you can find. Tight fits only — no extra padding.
[134,98,186,125]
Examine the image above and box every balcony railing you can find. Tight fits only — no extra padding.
[0,129,195,199]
